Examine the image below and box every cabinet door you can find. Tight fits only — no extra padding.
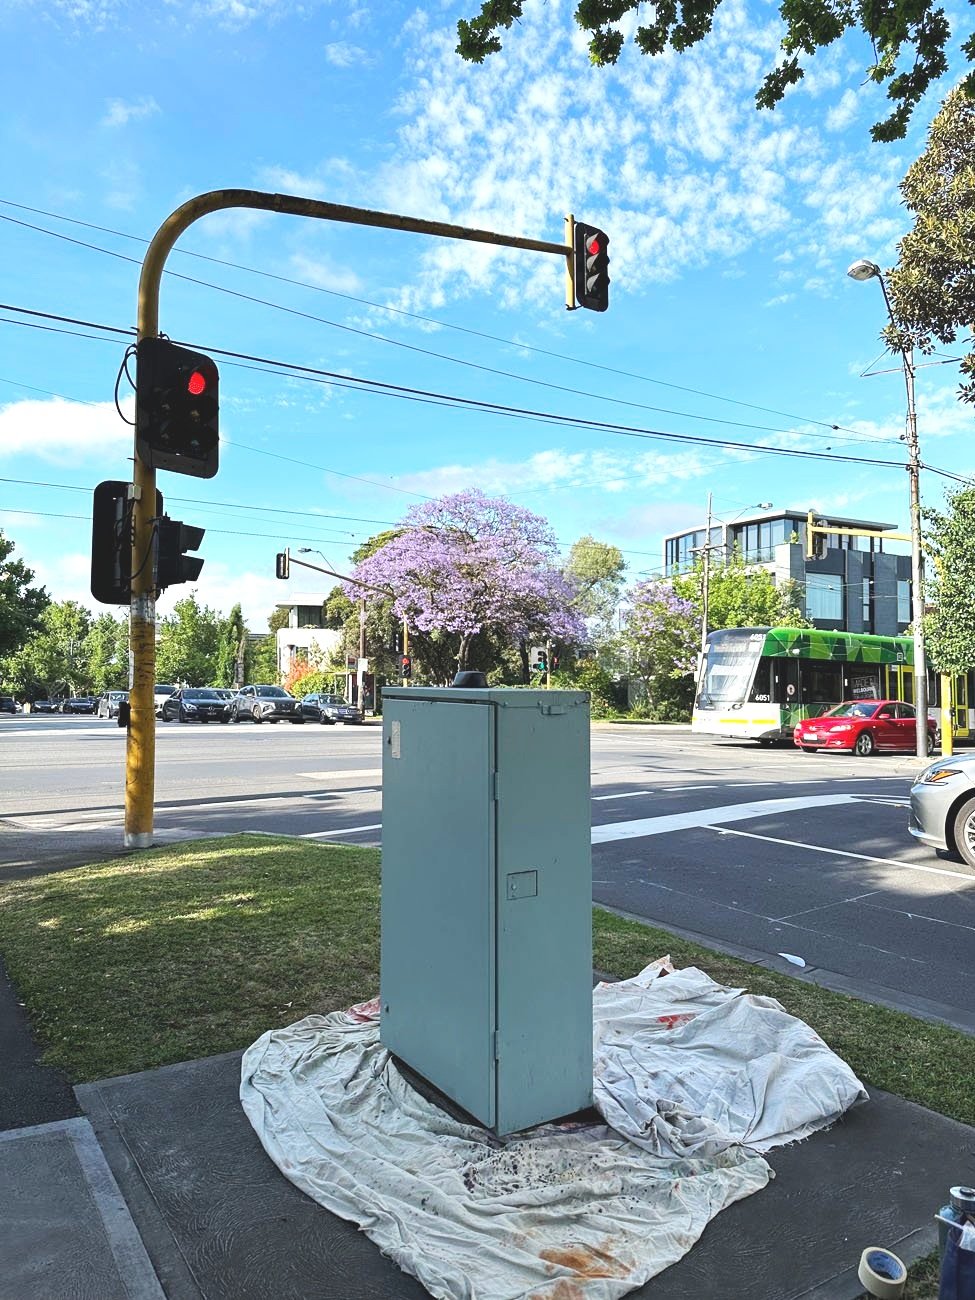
[381,698,497,1126]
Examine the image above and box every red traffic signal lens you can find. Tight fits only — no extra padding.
[187,371,207,397]
[587,236,601,255]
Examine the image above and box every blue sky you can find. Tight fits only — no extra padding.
[1,0,971,629]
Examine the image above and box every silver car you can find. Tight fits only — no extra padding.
[909,752,975,868]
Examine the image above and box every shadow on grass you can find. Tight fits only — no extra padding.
[0,835,381,1083]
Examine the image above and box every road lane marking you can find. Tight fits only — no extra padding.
[297,769,383,781]
[300,825,383,839]
[713,825,975,882]
[590,793,859,843]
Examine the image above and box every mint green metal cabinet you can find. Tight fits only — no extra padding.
[380,687,592,1135]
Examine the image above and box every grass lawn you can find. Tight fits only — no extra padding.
[0,834,957,1297]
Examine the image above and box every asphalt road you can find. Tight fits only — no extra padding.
[2,715,973,1027]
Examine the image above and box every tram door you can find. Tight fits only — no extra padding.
[885,664,914,705]
[953,674,970,739]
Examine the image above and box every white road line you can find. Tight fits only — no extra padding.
[300,824,383,839]
[590,793,858,843]
[296,769,382,780]
[713,825,975,882]
[592,791,655,801]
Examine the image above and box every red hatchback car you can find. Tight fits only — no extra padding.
[793,700,936,757]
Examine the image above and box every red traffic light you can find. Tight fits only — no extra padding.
[587,235,601,255]
[187,370,207,397]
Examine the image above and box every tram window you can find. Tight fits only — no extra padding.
[802,662,842,703]
[748,660,772,702]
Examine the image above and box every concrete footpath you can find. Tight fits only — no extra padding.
[2,837,974,1299]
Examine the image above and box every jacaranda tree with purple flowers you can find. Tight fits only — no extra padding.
[622,580,699,716]
[346,489,585,680]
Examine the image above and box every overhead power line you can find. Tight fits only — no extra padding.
[0,196,888,442]
[0,302,913,472]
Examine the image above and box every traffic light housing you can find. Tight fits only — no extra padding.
[275,551,290,580]
[91,480,163,605]
[401,655,412,678]
[136,338,219,478]
[806,510,827,560]
[536,649,549,673]
[573,223,610,312]
[155,517,205,590]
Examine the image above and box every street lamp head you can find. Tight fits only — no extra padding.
[847,258,881,282]
[757,501,773,509]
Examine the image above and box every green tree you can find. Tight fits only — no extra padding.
[563,535,625,633]
[156,595,223,685]
[7,600,93,699]
[0,528,48,660]
[887,87,975,403]
[85,613,129,693]
[214,603,247,687]
[923,481,975,674]
[673,551,808,631]
[247,606,291,685]
[456,0,971,141]
[621,580,698,718]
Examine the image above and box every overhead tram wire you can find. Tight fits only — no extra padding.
[2,309,968,484]
[0,204,897,448]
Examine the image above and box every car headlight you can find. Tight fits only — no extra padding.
[832,724,853,732]
[184,703,197,711]
[922,767,963,784]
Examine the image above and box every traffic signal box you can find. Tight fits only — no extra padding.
[573,224,610,313]
[136,338,219,478]
[91,480,163,605]
[156,518,205,590]
[401,655,412,678]
[275,551,290,580]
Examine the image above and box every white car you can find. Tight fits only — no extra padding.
[154,684,177,716]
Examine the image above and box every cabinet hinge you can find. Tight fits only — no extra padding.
[493,1030,501,1060]
[492,771,500,802]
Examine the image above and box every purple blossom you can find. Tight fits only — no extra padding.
[346,489,585,657]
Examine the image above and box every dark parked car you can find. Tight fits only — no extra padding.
[230,685,304,724]
[32,698,57,713]
[0,696,18,714]
[300,692,363,725]
[160,687,232,724]
[61,696,98,714]
[97,691,129,719]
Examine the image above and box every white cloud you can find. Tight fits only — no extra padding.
[368,0,914,313]
[101,96,160,128]
[826,89,859,133]
[289,251,363,296]
[323,42,369,68]
[0,397,132,463]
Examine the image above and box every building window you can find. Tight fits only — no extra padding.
[897,580,911,624]
[805,572,843,622]
[862,578,872,626]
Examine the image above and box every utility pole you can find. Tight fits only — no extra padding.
[700,492,713,661]
[125,188,602,846]
[847,259,928,760]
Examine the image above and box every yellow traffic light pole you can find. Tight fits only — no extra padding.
[126,190,584,847]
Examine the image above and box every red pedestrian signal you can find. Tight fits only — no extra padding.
[401,655,412,678]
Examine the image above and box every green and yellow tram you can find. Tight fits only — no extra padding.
[693,626,972,744]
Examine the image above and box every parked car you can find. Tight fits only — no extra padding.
[32,698,57,713]
[97,691,129,719]
[230,685,304,724]
[0,696,18,714]
[160,687,232,724]
[154,684,178,716]
[793,700,936,756]
[910,752,975,868]
[61,695,98,714]
[299,692,363,725]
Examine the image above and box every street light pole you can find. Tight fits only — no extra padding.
[847,259,928,760]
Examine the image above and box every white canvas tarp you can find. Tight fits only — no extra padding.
[240,960,866,1300]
